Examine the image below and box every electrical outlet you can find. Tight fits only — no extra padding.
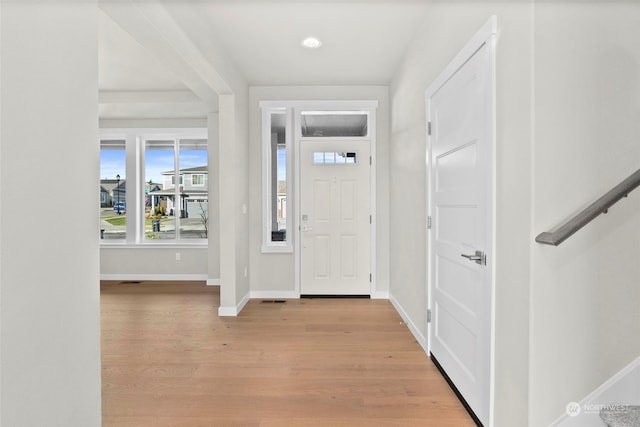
[175,252,181,261]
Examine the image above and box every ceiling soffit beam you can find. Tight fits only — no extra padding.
[99,0,231,110]
[99,90,200,104]
[99,90,209,120]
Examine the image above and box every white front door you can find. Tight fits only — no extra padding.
[300,139,371,295]
[427,18,495,427]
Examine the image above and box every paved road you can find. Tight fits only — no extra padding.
[100,209,207,240]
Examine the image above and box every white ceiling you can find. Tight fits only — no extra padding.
[98,0,431,119]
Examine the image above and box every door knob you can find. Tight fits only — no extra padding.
[301,226,313,232]
[461,250,486,265]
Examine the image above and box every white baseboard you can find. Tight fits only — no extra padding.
[218,291,250,317]
[371,291,389,299]
[250,290,299,299]
[100,274,208,282]
[217,306,238,316]
[389,294,428,354]
[206,278,220,286]
[550,355,640,427]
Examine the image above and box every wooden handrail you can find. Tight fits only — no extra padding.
[535,169,640,246]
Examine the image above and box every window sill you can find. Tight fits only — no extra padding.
[261,244,293,254]
[101,241,207,249]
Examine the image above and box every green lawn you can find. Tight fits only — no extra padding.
[105,216,126,226]
[105,216,168,228]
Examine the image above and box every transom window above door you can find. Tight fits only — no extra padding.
[301,111,369,137]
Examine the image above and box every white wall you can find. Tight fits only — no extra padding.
[100,118,207,128]
[234,85,251,307]
[207,112,220,282]
[0,2,101,425]
[100,247,208,280]
[218,87,251,314]
[390,2,533,426]
[530,3,640,426]
[392,1,640,426]
[248,86,390,297]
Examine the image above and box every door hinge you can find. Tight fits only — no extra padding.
[427,309,432,323]
[370,214,372,224]
[427,121,432,136]
[427,215,432,230]
[369,273,372,282]
[370,156,372,165]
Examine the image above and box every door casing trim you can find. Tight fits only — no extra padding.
[280,101,379,297]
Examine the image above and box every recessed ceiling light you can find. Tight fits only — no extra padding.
[301,37,322,49]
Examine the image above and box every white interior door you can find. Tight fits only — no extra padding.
[300,139,371,295]
[427,18,495,427]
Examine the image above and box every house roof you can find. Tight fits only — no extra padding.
[161,165,208,175]
[100,179,126,192]
[148,186,207,197]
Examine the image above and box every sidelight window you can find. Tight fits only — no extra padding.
[261,107,292,252]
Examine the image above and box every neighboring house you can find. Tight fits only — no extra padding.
[99,179,125,207]
[145,181,161,193]
[149,166,208,217]
[144,182,162,207]
[99,185,110,206]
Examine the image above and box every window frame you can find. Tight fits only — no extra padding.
[99,128,208,247]
[261,106,293,253]
[99,137,128,241]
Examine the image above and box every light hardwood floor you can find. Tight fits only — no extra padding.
[101,281,475,426]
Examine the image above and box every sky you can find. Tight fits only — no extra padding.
[100,148,208,184]
[277,147,286,181]
[100,149,126,181]
[101,146,286,184]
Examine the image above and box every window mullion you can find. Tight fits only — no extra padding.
[125,133,137,244]
[174,137,180,240]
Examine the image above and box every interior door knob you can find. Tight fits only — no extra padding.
[461,250,486,265]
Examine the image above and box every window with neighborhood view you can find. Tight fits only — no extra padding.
[177,139,207,240]
[99,139,127,240]
[145,139,177,240]
[261,107,291,252]
[99,129,208,244]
